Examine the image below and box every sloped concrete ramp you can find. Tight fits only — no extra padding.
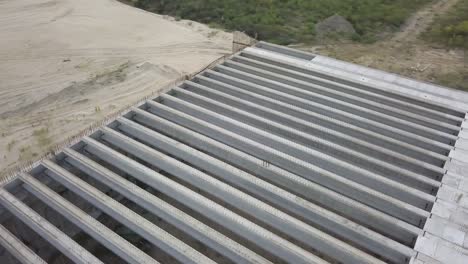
[1,42,467,263]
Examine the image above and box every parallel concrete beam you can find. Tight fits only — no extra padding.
[62,148,270,264]
[204,68,455,152]
[145,101,431,227]
[19,172,158,264]
[0,188,103,264]
[81,136,324,264]
[184,80,446,178]
[0,223,46,264]
[40,160,212,264]
[231,55,461,133]
[249,43,468,113]
[131,107,423,246]
[116,116,416,263]
[215,63,458,143]
[2,42,464,264]
[239,49,464,124]
[156,95,435,212]
[99,126,383,264]
[196,73,450,163]
[175,84,443,191]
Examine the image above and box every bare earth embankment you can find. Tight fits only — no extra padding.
[0,0,232,177]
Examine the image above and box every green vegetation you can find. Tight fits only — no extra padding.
[432,70,468,91]
[33,128,52,147]
[18,146,36,162]
[7,140,17,152]
[423,0,468,49]
[134,0,431,44]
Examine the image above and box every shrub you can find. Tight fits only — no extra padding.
[423,1,468,49]
[133,0,431,44]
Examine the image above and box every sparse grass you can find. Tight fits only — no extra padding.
[7,140,17,152]
[19,146,28,153]
[432,70,468,91]
[33,128,52,147]
[18,146,35,161]
[207,31,218,38]
[423,0,468,49]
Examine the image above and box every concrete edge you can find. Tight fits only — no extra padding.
[413,127,468,264]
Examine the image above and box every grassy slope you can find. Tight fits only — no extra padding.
[134,0,431,44]
[420,0,467,90]
[423,0,468,49]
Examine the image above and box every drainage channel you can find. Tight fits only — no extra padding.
[0,42,465,264]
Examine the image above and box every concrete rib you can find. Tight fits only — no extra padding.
[40,159,212,264]
[232,55,460,132]
[145,101,431,227]
[62,148,270,264]
[130,106,423,246]
[239,50,464,124]
[116,116,416,264]
[174,85,442,191]
[158,94,436,210]
[0,223,47,264]
[203,69,454,154]
[254,42,466,116]
[196,73,449,164]
[19,172,158,264]
[182,81,446,179]
[99,125,384,264]
[81,136,325,264]
[256,41,316,60]
[0,188,103,264]
[216,63,458,143]
[2,42,463,264]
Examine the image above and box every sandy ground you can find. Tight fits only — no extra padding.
[0,0,232,178]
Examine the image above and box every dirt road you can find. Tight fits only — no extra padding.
[0,0,232,178]
[304,0,466,92]
[392,0,460,42]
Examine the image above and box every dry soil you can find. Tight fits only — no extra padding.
[0,0,232,178]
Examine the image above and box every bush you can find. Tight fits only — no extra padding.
[423,1,468,49]
[134,0,431,44]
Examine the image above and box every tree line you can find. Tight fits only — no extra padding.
[134,0,431,44]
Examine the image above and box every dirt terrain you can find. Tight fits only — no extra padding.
[0,0,232,178]
[300,0,466,91]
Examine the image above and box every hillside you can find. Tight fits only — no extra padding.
[133,0,432,44]
[423,0,468,48]
[309,0,467,91]
[130,0,466,92]
[0,0,232,178]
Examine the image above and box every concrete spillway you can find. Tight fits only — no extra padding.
[1,42,467,264]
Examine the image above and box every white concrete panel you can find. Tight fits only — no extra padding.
[415,234,468,264]
[437,185,468,209]
[450,149,468,162]
[455,138,468,151]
